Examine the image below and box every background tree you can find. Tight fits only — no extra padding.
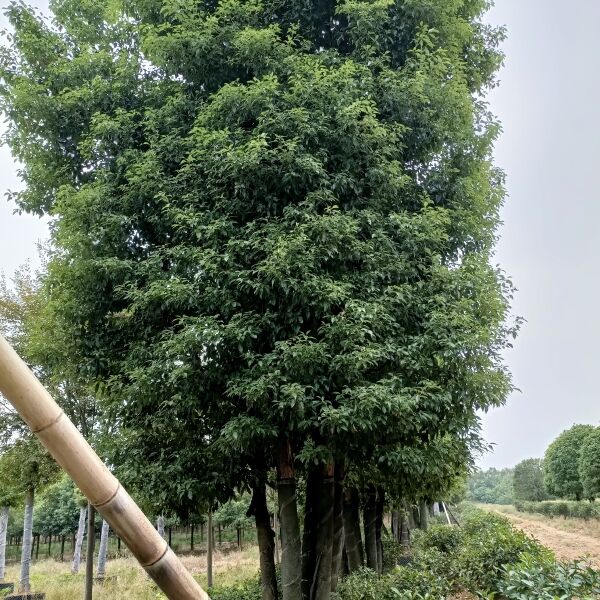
[467,468,514,505]
[0,439,59,593]
[544,424,594,501]
[513,458,548,502]
[578,426,600,502]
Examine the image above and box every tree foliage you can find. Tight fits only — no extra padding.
[579,427,600,502]
[513,458,548,502]
[0,0,515,596]
[467,467,514,505]
[544,425,594,501]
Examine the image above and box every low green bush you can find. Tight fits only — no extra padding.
[454,510,551,594]
[514,499,600,521]
[382,536,405,573]
[498,554,600,599]
[333,565,451,600]
[412,523,461,554]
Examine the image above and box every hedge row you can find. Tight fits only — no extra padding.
[515,500,600,520]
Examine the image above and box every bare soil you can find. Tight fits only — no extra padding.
[484,505,600,565]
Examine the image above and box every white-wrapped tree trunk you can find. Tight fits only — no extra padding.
[71,505,87,574]
[96,520,110,580]
[0,506,8,581]
[19,488,34,593]
[157,515,165,539]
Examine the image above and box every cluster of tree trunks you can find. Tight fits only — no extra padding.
[247,441,441,600]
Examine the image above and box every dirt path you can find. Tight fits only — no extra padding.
[484,506,600,565]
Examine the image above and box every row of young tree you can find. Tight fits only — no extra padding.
[0,1,516,599]
[468,423,600,506]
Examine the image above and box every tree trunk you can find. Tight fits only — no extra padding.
[391,511,399,542]
[400,513,410,549]
[35,534,40,560]
[85,502,95,600]
[96,520,110,580]
[48,535,52,558]
[249,484,278,600]
[191,525,194,552]
[375,487,384,574]
[301,468,319,600]
[207,511,213,588]
[19,487,34,593]
[330,463,345,593]
[418,500,428,531]
[0,506,8,582]
[363,486,378,571]
[342,487,363,573]
[60,535,66,561]
[72,505,87,574]
[302,463,335,600]
[157,515,165,539]
[277,439,302,600]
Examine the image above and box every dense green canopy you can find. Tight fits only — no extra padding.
[544,424,594,501]
[1,1,514,597]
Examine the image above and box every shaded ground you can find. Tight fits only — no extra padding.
[484,504,600,565]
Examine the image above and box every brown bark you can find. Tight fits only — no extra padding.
[330,463,345,593]
[363,486,378,571]
[342,487,363,573]
[277,439,302,600]
[249,485,278,600]
[375,487,384,574]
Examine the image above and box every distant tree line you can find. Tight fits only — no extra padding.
[468,422,600,506]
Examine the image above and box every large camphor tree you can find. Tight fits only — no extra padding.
[1,1,515,599]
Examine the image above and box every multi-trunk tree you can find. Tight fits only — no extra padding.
[1,1,514,599]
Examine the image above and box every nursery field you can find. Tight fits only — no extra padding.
[482,504,600,565]
[0,548,260,600]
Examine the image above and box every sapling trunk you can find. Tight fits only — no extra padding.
[19,487,34,593]
[277,439,302,600]
[207,511,213,588]
[85,502,95,600]
[0,506,8,581]
[72,505,87,574]
[418,500,429,531]
[363,486,378,571]
[157,515,165,539]
[342,487,363,573]
[96,520,110,580]
[250,485,278,600]
[400,513,410,549]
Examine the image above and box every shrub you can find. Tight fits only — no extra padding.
[455,511,551,593]
[333,566,451,600]
[498,554,600,600]
[412,524,462,554]
[382,536,405,573]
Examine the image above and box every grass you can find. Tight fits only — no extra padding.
[0,546,260,599]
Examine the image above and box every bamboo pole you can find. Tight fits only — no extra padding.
[0,335,209,600]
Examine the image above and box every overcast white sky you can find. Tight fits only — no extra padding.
[1,1,599,469]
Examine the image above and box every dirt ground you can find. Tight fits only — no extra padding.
[484,505,600,565]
